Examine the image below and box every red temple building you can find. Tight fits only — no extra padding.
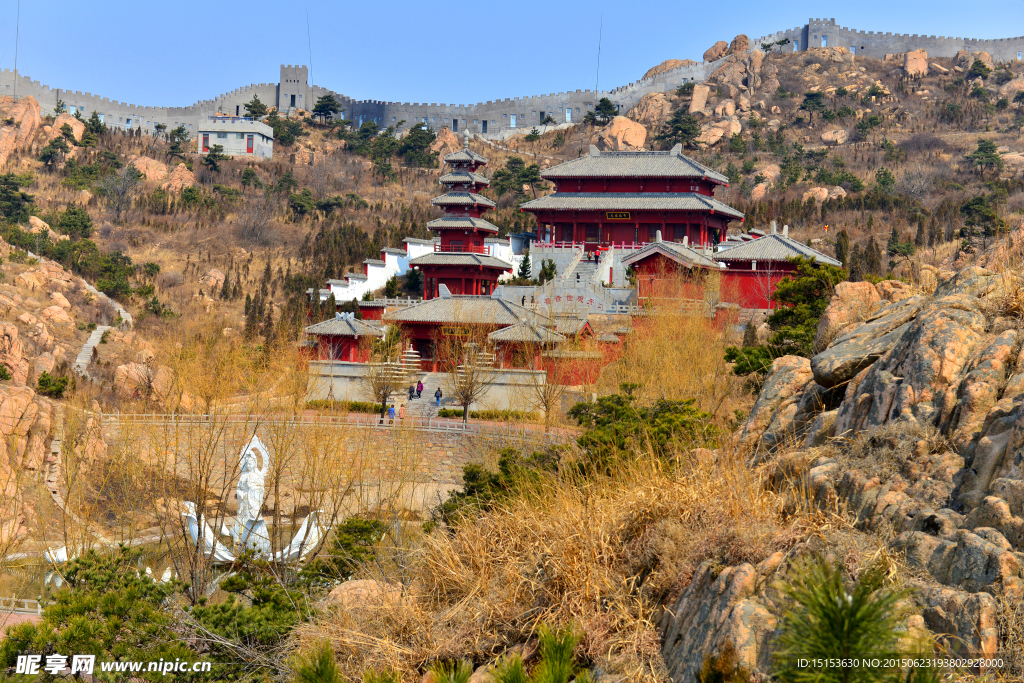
[716,227,841,309]
[521,144,744,250]
[303,315,384,362]
[619,235,724,302]
[411,145,513,299]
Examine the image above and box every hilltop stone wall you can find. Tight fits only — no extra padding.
[1,18,1022,146]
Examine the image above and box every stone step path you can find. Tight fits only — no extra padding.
[402,372,449,420]
[73,325,111,380]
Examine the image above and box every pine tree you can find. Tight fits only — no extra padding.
[914,218,926,247]
[244,292,253,316]
[886,226,900,255]
[835,229,850,268]
[849,243,864,282]
[929,217,941,247]
[866,236,883,276]
[517,251,532,281]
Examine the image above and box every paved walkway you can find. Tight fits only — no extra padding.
[72,325,111,380]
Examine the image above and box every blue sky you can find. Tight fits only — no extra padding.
[0,1,1019,107]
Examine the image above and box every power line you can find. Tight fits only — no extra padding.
[595,15,602,93]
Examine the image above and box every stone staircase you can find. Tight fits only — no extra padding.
[402,372,449,419]
[73,325,111,380]
[567,259,598,283]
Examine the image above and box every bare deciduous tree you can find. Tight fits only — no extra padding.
[236,172,280,245]
[305,155,336,201]
[438,322,499,423]
[96,163,144,225]
[362,327,410,418]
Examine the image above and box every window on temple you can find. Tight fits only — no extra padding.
[585,224,599,242]
[671,224,688,241]
[645,224,662,241]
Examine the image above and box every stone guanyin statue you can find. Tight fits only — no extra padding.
[234,435,271,548]
[181,433,327,565]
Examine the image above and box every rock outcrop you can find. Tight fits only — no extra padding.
[129,155,169,183]
[820,128,848,145]
[428,127,460,157]
[725,34,750,57]
[642,59,696,80]
[0,96,41,168]
[903,49,928,77]
[688,85,711,114]
[703,41,729,62]
[161,163,196,194]
[626,92,673,133]
[732,263,1024,674]
[46,113,85,144]
[596,116,647,151]
[707,50,765,98]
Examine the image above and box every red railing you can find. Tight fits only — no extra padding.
[434,244,490,254]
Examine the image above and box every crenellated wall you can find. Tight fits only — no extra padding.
[2,18,1021,143]
[753,18,1024,62]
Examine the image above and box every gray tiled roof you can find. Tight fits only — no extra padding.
[488,321,566,343]
[444,147,488,164]
[440,170,490,186]
[716,234,841,266]
[554,316,590,336]
[426,216,500,233]
[381,247,408,255]
[620,240,723,270]
[408,253,513,268]
[597,334,621,343]
[345,272,368,281]
[384,296,551,326]
[404,237,437,245]
[541,145,729,184]
[431,191,496,208]
[520,192,744,219]
[304,316,385,337]
[362,259,386,266]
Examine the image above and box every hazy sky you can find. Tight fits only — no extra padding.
[0,1,1019,107]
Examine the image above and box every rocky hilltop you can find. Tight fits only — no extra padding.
[680,248,1024,679]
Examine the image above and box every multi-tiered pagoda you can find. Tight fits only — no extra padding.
[410,143,513,299]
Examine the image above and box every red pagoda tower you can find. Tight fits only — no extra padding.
[411,143,513,299]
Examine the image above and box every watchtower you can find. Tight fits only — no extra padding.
[279,65,309,113]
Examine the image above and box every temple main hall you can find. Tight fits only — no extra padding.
[521,143,744,250]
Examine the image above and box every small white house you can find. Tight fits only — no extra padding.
[198,116,274,159]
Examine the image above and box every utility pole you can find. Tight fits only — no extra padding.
[13,0,20,101]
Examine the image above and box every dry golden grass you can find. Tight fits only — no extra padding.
[294,445,810,682]
[599,305,748,423]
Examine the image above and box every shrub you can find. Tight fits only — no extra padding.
[300,517,387,584]
[436,408,538,421]
[568,384,719,457]
[295,642,341,683]
[772,555,938,683]
[306,399,384,414]
[0,365,10,381]
[967,59,992,80]
[37,371,69,399]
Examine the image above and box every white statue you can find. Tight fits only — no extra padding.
[182,435,327,565]
[234,436,270,548]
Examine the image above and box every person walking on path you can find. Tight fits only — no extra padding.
[398,404,406,423]
[408,384,415,400]
[435,387,443,407]
[387,404,395,425]
[416,380,424,398]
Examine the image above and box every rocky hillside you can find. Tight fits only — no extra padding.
[697,245,1024,679]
